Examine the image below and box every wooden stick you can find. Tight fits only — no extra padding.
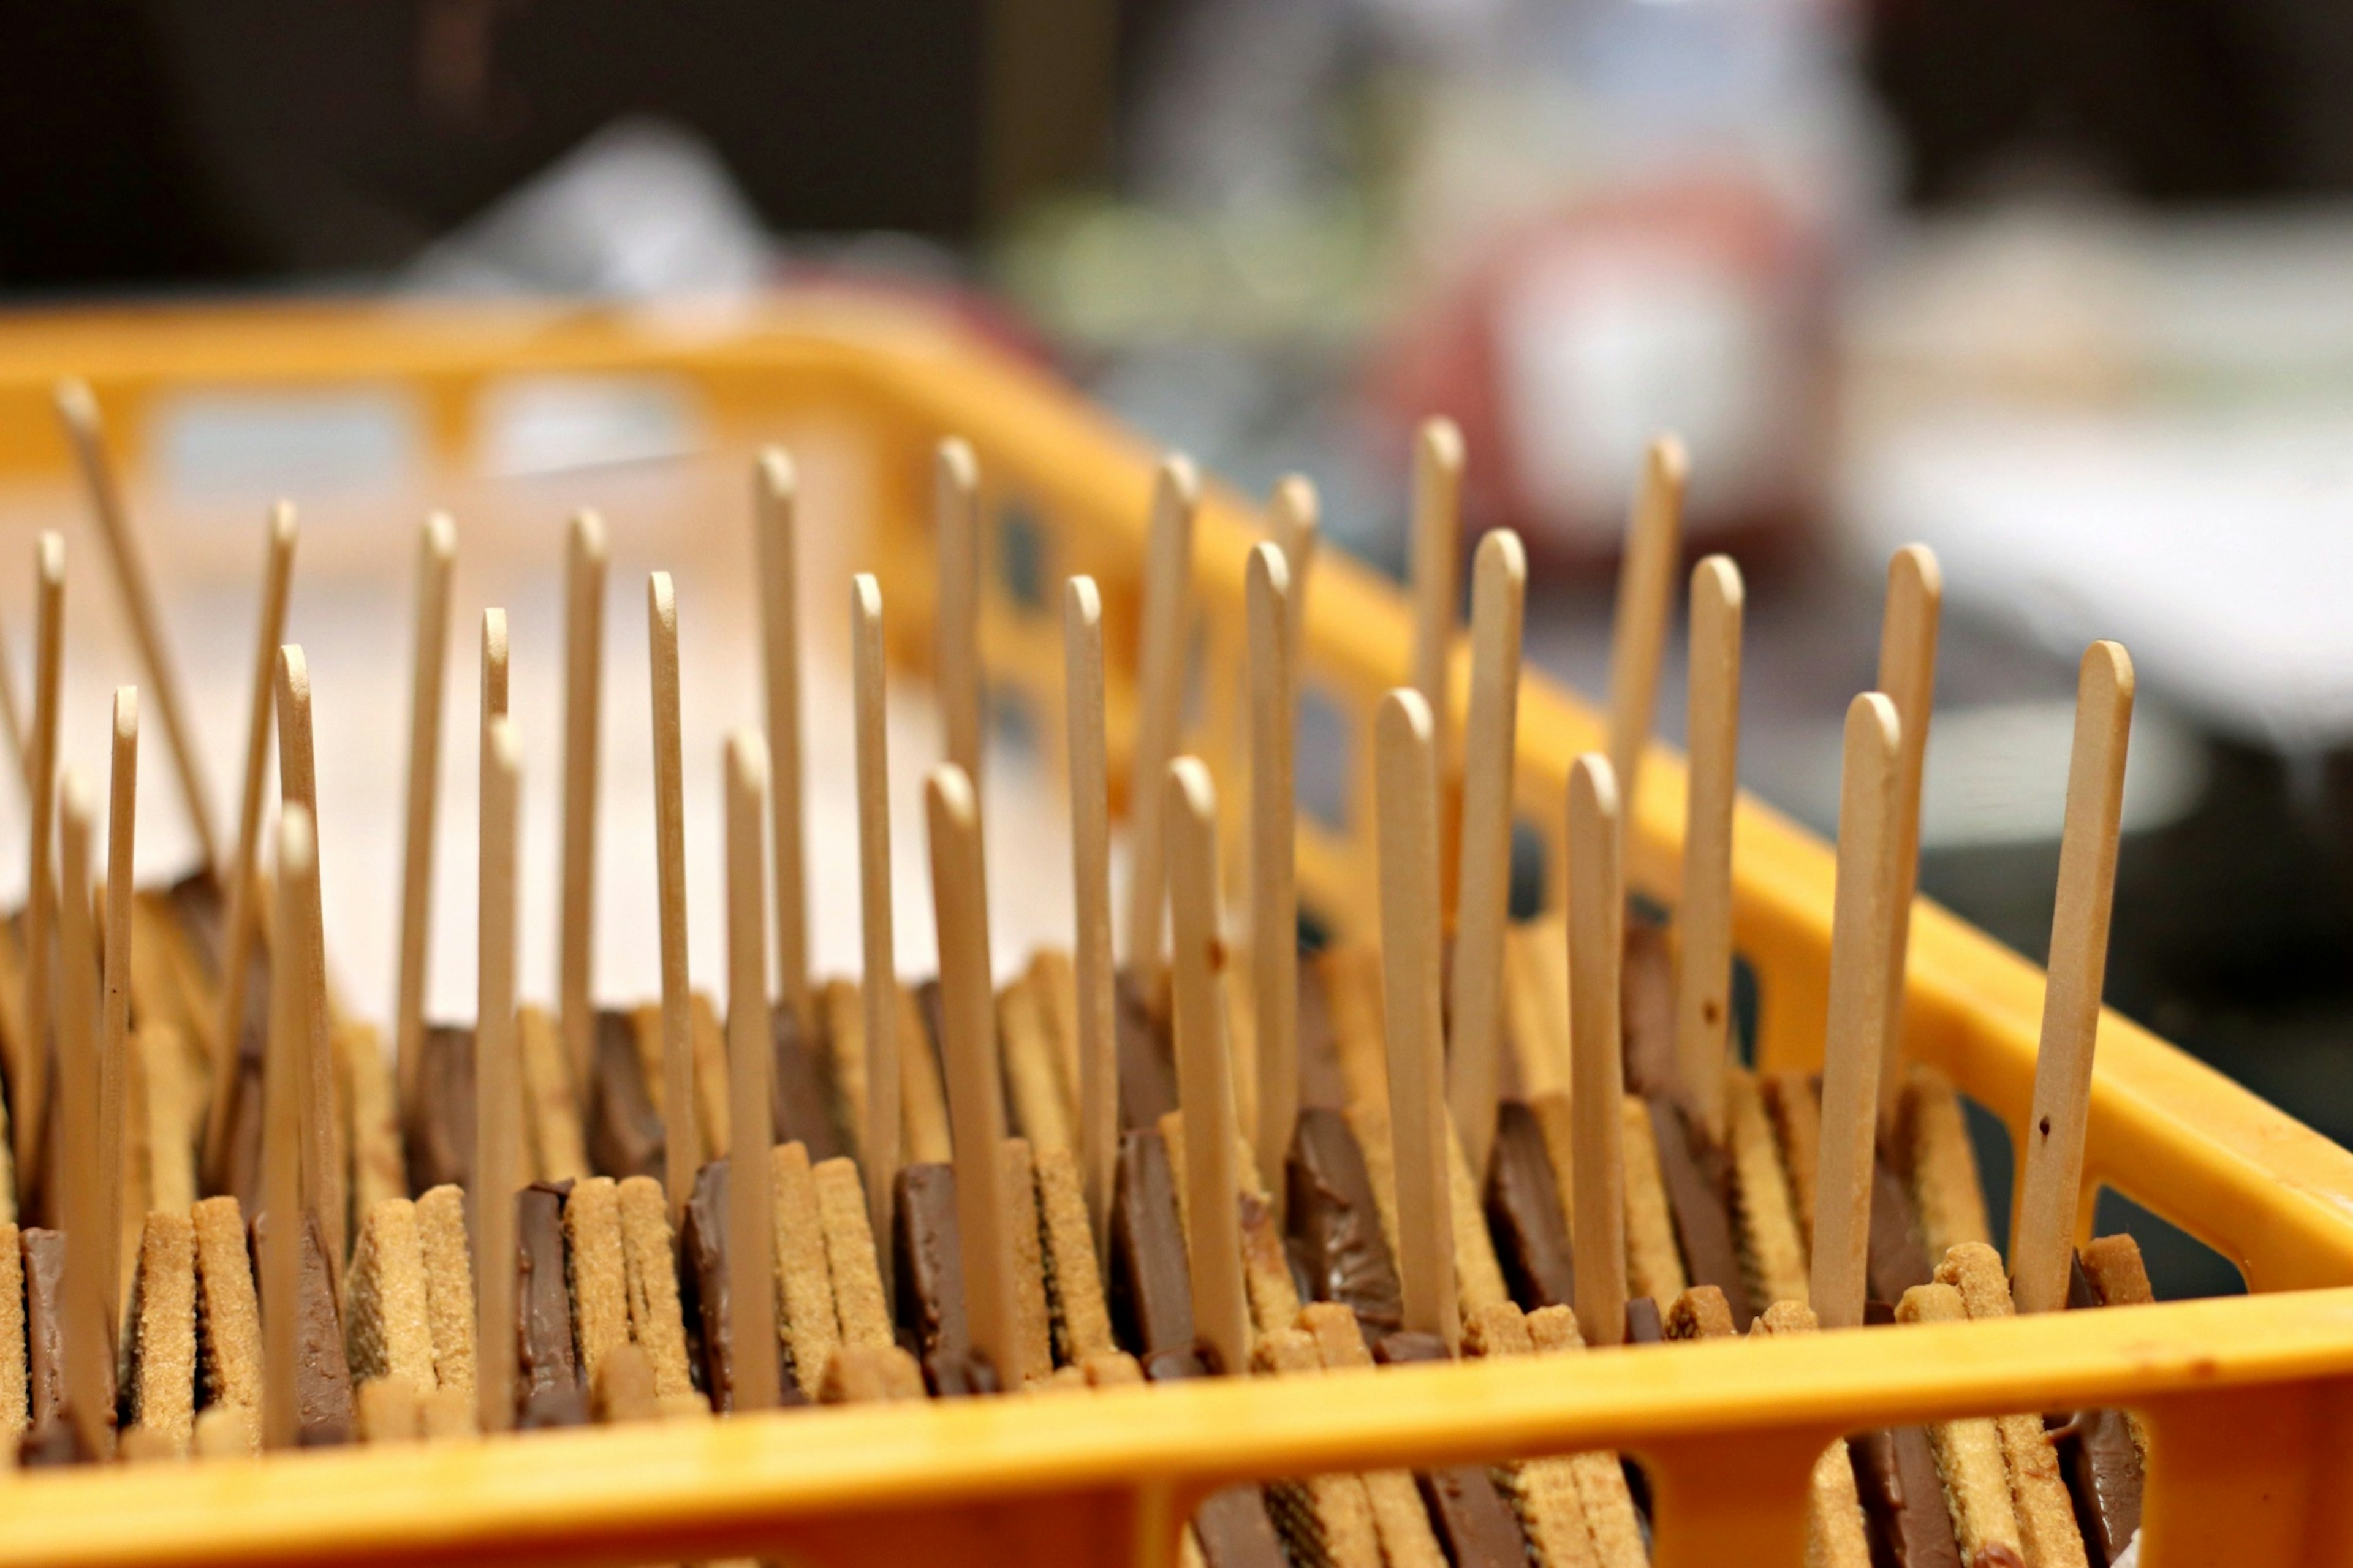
[851,575,900,1301]
[260,805,314,1450]
[1807,694,1904,1331]
[724,729,781,1409]
[56,771,112,1456]
[1378,692,1458,1353]
[53,379,221,875]
[17,532,64,1189]
[2012,643,2135,1316]
[1268,474,1320,656]
[0,601,25,786]
[1167,757,1249,1374]
[1118,456,1200,979]
[935,438,985,806]
[102,689,138,1331]
[648,574,697,1228]
[1244,547,1298,1205]
[1446,531,1525,1183]
[1604,435,1688,820]
[559,510,608,1103]
[1673,556,1743,1145]
[393,515,457,1111]
[925,764,1020,1387]
[1408,418,1464,757]
[205,502,298,1185]
[482,608,509,723]
[275,648,343,1277]
[1873,545,1941,1132]
[475,718,523,1433]
[756,452,813,1037]
[1063,576,1116,1269]
[1567,752,1629,1347]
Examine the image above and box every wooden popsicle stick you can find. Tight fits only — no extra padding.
[925,764,1020,1387]
[17,532,64,1189]
[1873,545,1941,1132]
[1807,694,1904,1331]
[475,718,523,1433]
[1118,456,1200,979]
[393,515,457,1111]
[648,574,698,1229]
[851,575,901,1299]
[102,689,138,1330]
[275,648,342,1278]
[936,439,985,805]
[1446,530,1525,1183]
[260,805,315,1450]
[482,608,509,723]
[1408,417,1464,756]
[1604,435,1688,820]
[56,771,112,1456]
[0,602,25,786]
[1167,757,1249,1374]
[1062,577,1116,1270]
[1567,752,1629,1347]
[1244,547,1298,1205]
[206,503,298,1186]
[724,729,781,1410]
[1268,474,1320,656]
[559,511,608,1102]
[1673,556,1743,1145]
[756,452,813,1036]
[1378,692,1458,1353]
[53,379,221,875]
[2012,643,2135,1316]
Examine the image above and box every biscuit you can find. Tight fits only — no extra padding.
[192,1404,257,1458]
[898,983,953,1165]
[355,1376,423,1444]
[819,1344,926,1404]
[138,1023,198,1221]
[414,1183,477,1399]
[1522,1306,1647,1568]
[1764,1073,1823,1253]
[1462,1301,1600,1568]
[1001,1138,1056,1382]
[772,1142,839,1398]
[1620,1096,1687,1305]
[517,1004,589,1183]
[1725,1067,1809,1308]
[343,1198,436,1393]
[2080,1235,2154,1306]
[1251,1326,1383,1568]
[336,1018,407,1219]
[1238,1189,1302,1343]
[0,1222,21,1442]
[1080,1350,1143,1387]
[1299,1303,1446,1568]
[1664,1286,1737,1341]
[563,1177,632,1388]
[125,1211,197,1454]
[813,1156,892,1350]
[615,1175,695,1399]
[591,1343,663,1424]
[1027,950,1082,1108]
[1901,1067,1992,1262]
[999,971,1074,1154]
[820,980,869,1159]
[1034,1143,1115,1361]
[1898,1282,2023,1562]
[1748,1301,1871,1568]
[1933,1244,2087,1568]
[1503,917,1571,1099]
[689,991,730,1161]
[190,1195,262,1434]
[1445,1121,1510,1314]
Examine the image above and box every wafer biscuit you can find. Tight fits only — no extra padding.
[344,1198,435,1393]
[1463,1301,1601,1568]
[1035,1143,1115,1360]
[820,980,869,1156]
[1523,1306,1647,1568]
[1726,1067,1809,1307]
[563,1177,632,1388]
[126,1210,197,1454]
[1749,1301,1872,1568]
[1901,1067,1992,1262]
[518,1004,589,1183]
[820,1344,926,1403]
[192,1405,256,1457]
[772,1141,839,1397]
[1239,1189,1301,1342]
[0,1221,21,1444]
[1252,1326,1383,1568]
[1028,950,1082,1108]
[690,992,729,1159]
[1001,1137,1056,1382]
[414,1183,477,1399]
[1934,1244,2087,1568]
[2080,1235,2153,1307]
[190,1195,262,1433]
[591,1343,663,1423]
[616,1175,694,1399]
[355,1376,424,1444]
[1764,1072,1822,1252]
[139,1023,198,1219]
[1300,1303,1446,1568]
[1621,1096,1687,1303]
[813,1156,892,1350]
[898,983,953,1165]
[999,971,1074,1154]
[1080,1350,1143,1387]
[1664,1286,1737,1341]
[1446,1123,1510,1313]
[336,1018,407,1218]
[1503,917,1571,1099]
[1898,1282,2023,1561]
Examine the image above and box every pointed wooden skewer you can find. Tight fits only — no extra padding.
[56,771,112,1456]
[725,729,781,1410]
[1873,546,1942,1132]
[1167,757,1250,1375]
[1268,474,1320,657]
[1245,546,1298,1205]
[936,438,986,809]
[1567,752,1628,1347]
[1807,694,1904,1331]
[1378,691,1458,1354]
[1446,530,1525,1183]
[851,575,900,1301]
[1672,556,1743,1145]
[1063,576,1116,1268]
[393,515,457,1110]
[1119,456,1200,982]
[259,804,315,1451]
[926,763,1021,1387]
[2012,643,2135,1316]
[102,690,138,1327]
[1603,435,1688,822]
[648,574,698,1229]
[1408,417,1465,760]
[757,452,813,1037]
[53,379,221,876]
[475,717,524,1433]
[559,511,608,1101]
[17,532,64,1189]
[275,647,343,1279]
[205,503,298,1184]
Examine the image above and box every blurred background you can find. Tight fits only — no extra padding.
[11,0,2353,1294]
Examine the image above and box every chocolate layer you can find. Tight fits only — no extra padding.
[1296,960,1346,1112]
[1625,1297,1664,1344]
[2056,1254,2143,1566]
[1110,1131,1192,1358]
[1850,1425,1961,1568]
[164,868,227,980]
[922,1350,1000,1398]
[1145,1349,1289,1568]
[893,1162,968,1364]
[1621,911,1678,1097]
[1113,973,1180,1132]
[769,1009,844,1161]
[1282,1108,1402,1350]
[17,1418,81,1468]
[1485,1100,1574,1310]
[250,1209,355,1447]
[1867,1145,1933,1305]
[680,1157,805,1411]
[1374,1332,1536,1568]
[587,1007,664,1182]
[207,939,271,1208]
[404,1023,476,1197]
[1649,1095,1754,1330]
[23,1228,63,1431]
[516,1181,581,1418]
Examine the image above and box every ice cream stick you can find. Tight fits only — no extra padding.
[1673,556,1743,1145]
[58,772,112,1456]
[1243,545,1298,1205]
[53,380,220,875]
[936,439,985,806]
[1604,436,1687,820]
[475,719,523,1432]
[1379,691,1458,1354]
[274,648,341,1278]
[1167,757,1249,1375]
[851,576,900,1300]
[1268,475,1319,655]
[1568,752,1628,1347]
[1873,547,1941,1132]
[207,504,297,1184]
[1408,418,1464,758]
[925,764,1020,1387]
[756,453,813,1037]
[102,691,137,1324]
[1447,531,1525,1183]
[559,511,608,1101]
[1119,456,1200,980]
[393,515,457,1111]
[260,805,314,1450]
[724,730,780,1410]
[1063,577,1116,1269]
[648,574,697,1229]
[2012,643,2135,1316]
[1808,694,1904,1331]
[18,533,63,1192]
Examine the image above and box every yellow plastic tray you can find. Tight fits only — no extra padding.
[1,297,2350,1566]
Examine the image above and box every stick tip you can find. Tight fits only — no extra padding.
[852,570,883,623]
[1846,690,1901,763]
[423,510,457,561]
[1271,473,1319,533]
[648,570,676,627]
[1156,452,1201,510]
[757,446,798,504]
[1167,755,1216,824]
[1647,433,1689,488]
[113,685,138,743]
[925,761,977,832]
[1569,751,1619,827]
[277,642,309,697]
[1692,553,1743,613]
[1063,573,1100,627]
[37,529,63,582]
[570,508,607,559]
[727,728,770,798]
[936,436,979,496]
[2082,639,2134,706]
[1379,687,1435,754]
[1474,527,1527,588]
[1889,542,1942,604]
[1246,540,1290,602]
[1418,415,1465,475]
[52,377,98,436]
[269,499,298,547]
[59,767,96,831]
